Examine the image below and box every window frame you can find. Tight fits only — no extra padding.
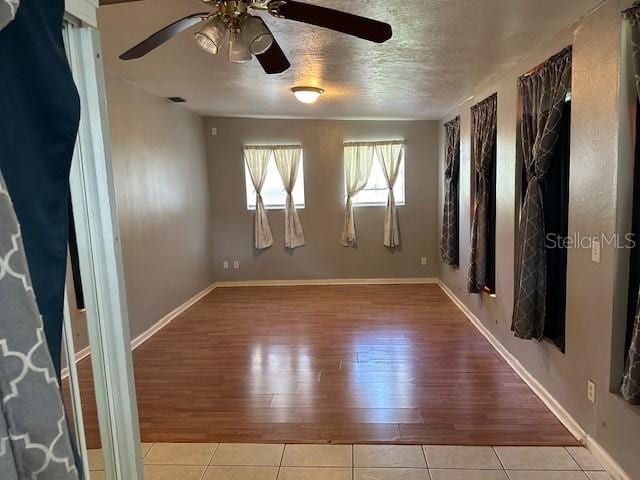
[244,147,306,211]
[346,141,407,208]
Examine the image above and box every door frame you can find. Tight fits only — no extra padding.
[63,16,144,480]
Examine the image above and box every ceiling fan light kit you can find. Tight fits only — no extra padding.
[292,86,324,104]
[119,0,393,74]
[194,16,227,55]
[242,16,274,55]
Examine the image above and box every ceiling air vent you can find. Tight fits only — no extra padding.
[167,97,186,103]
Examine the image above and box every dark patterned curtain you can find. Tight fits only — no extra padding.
[511,48,572,340]
[467,94,497,293]
[0,170,79,479]
[441,116,461,266]
[622,6,640,404]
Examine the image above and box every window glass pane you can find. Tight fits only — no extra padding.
[245,152,305,210]
[352,148,405,206]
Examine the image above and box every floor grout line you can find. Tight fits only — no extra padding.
[93,443,611,479]
[276,443,286,480]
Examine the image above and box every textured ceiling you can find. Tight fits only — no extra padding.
[98,0,603,120]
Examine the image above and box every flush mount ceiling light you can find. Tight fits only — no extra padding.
[292,86,324,104]
[118,0,393,75]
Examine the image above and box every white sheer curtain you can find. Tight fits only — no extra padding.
[244,147,273,249]
[376,142,404,248]
[341,144,375,246]
[274,146,305,249]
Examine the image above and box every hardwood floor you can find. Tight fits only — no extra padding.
[64,284,579,448]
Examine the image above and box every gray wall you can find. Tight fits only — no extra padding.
[204,118,439,282]
[438,1,640,478]
[105,72,215,341]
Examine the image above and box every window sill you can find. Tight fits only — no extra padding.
[353,203,406,208]
[247,205,306,211]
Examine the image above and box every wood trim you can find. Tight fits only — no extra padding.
[214,277,439,287]
[130,283,217,350]
[437,280,631,480]
[65,0,98,27]
[61,345,91,380]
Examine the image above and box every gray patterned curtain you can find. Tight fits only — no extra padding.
[511,48,572,340]
[622,6,640,404]
[467,94,497,293]
[0,170,79,479]
[441,117,461,267]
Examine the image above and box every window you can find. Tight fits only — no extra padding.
[351,146,406,206]
[469,94,497,295]
[477,127,497,294]
[517,79,571,352]
[626,98,640,359]
[244,149,305,210]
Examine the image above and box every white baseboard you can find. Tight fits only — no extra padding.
[62,283,217,380]
[437,280,631,480]
[214,277,439,288]
[130,283,217,350]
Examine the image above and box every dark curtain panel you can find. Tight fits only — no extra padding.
[441,116,461,267]
[0,0,80,379]
[622,6,640,404]
[467,94,498,293]
[540,100,571,351]
[627,101,640,357]
[485,133,497,293]
[512,47,572,341]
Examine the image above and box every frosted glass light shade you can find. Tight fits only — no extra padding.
[291,87,325,104]
[241,16,274,55]
[195,16,227,55]
[228,30,252,63]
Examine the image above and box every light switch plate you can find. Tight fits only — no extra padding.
[421,257,427,266]
[211,127,218,136]
[592,240,601,263]
[233,260,240,269]
[223,261,229,269]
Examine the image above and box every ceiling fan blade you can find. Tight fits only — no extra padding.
[256,38,291,74]
[268,0,392,43]
[120,13,209,60]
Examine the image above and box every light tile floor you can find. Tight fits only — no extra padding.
[87,443,612,480]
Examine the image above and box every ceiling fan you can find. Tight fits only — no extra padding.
[104,0,393,74]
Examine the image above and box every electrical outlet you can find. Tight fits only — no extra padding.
[587,380,596,404]
[592,240,601,263]
[211,127,217,136]
[233,260,240,269]
[421,257,427,266]
[223,261,229,269]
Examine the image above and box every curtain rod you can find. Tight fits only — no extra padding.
[444,116,460,128]
[520,46,572,79]
[470,92,497,110]
[243,144,302,150]
[343,140,405,147]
